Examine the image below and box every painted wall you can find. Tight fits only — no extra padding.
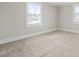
[0,2,57,40]
[0,2,26,39]
[59,5,79,32]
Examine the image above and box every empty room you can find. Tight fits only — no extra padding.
[0,1,79,57]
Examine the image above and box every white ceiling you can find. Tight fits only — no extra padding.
[47,2,77,6]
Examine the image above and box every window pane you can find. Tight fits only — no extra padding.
[75,5,79,13]
[28,3,40,14]
[73,5,79,24]
[27,2,41,25]
[28,14,40,24]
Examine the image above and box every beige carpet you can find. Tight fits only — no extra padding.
[0,30,79,57]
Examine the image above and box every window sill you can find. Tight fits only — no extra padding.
[27,24,42,27]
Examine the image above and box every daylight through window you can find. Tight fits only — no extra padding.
[27,3,41,25]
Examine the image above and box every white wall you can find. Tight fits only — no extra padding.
[59,5,79,32]
[59,5,73,29]
[0,2,26,39]
[0,2,78,44]
[0,2,57,41]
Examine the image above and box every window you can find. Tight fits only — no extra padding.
[27,2,41,26]
[73,5,79,24]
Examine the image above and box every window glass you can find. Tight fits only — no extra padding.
[27,3,41,25]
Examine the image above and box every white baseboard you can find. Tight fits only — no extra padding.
[0,28,57,45]
[58,28,79,34]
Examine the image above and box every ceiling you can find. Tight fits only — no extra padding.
[47,2,77,6]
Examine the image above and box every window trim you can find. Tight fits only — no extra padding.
[26,2,42,27]
[73,4,79,24]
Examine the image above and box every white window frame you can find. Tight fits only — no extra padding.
[73,4,79,24]
[26,2,42,27]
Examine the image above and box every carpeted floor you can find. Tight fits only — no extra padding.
[0,30,79,57]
